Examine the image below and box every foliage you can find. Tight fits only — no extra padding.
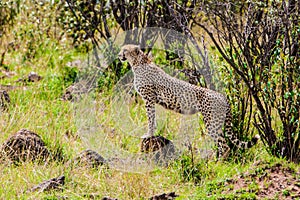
[0,0,20,37]
[0,0,21,67]
[2,0,299,162]
[174,155,204,184]
[0,1,299,199]
[57,0,200,90]
[62,66,78,85]
[56,0,300,162]
[57,0,112,46]
[225,69,253,141]
[195,0,300,162]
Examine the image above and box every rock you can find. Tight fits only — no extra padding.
[27,72,42,82]
[101,197,118,200]
[0,129,50,164]
[16,72,42,83]
[149,192,179,200]
[61,81,92,102]
[141,136,177,165]
[0,70,17,79]
[0,84,25,91]
[29,175,65,193]
[61,90,74,101]
[66,59,82,67]
[0,90,10,111]
[80,194,101,199]
[64,130,79,140]
[141,136,173,153]
[73,149,107,168]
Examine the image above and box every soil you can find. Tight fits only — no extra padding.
[222,161,300,199]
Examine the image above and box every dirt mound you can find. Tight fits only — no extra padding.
[61,80,94,102]
[72,149,107,168]
[149,191,179,200]
[0,90,10,111]
[140,136,177,165]
[141,136,174,153]
[17,72,42,83]
[0,129,50,164]
[223,162,300,199]
[28,175,65,193]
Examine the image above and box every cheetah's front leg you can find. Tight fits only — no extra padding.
[141,100,157,138]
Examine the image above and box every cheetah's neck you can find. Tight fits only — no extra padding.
[130,53,151,68]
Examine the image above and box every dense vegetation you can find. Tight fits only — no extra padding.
[0,0,299,199]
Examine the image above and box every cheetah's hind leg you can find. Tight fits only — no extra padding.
[203,110,230,160]
[216,136,231,160]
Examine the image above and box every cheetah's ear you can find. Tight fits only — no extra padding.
[134,45,141,55]
[147,51,153,60]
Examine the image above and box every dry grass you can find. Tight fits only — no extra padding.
[0,3,298,199]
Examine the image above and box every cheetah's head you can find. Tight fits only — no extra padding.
[118,44,144,65]
[118,44,141,61]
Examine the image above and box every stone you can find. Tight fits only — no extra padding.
[27,72,42,82]
[29,175,65,193]
[0,129,50,164]
[149,192,179,200]
[73,149,107,168]
[0,90,10,111]
[16,72,42,83]
[101,197,118,200]
[141,136,177,165]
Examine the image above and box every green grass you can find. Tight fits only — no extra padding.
[0,51,298,199]
[0,5,299,199]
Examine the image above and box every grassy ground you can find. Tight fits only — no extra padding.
[0,6,299,199]
[1,40,299,200]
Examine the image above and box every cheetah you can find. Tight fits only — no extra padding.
[118,44,259,158]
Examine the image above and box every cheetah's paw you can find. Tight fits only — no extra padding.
[141,134,153,139]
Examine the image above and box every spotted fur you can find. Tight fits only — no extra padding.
[118,44,259,158]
